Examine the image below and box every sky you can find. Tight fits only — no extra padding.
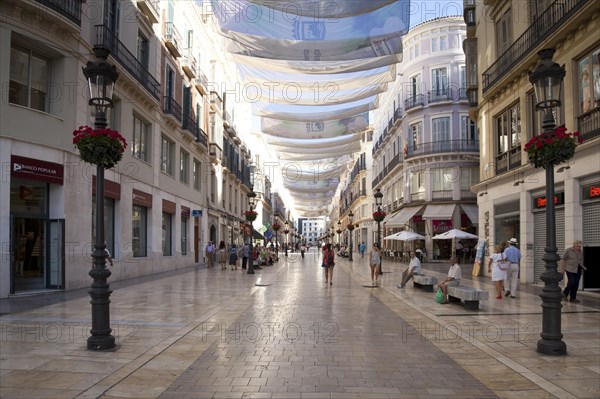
[408,1,464,27]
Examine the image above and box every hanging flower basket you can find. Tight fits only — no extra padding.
[347,223,355,231]
[372,210,386,223]
[272,223,281,231]
[336,229,342,235]
[244,210,257,222]
[73,126,127,169]
[283,229,290,235]
[524,127,582,169]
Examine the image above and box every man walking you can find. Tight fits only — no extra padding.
[205,241,215,268]
[398,251,421,288]
[503,238,521,298]
[560,240,586,302]
[359,242,366,259]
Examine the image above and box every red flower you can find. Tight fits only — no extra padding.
[72,126,127,168]
[524,128,582,169]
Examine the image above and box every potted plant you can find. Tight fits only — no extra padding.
[244,210,258,222]
[524,127,583,168]
[372,210,386,223]
[73,125,127,169]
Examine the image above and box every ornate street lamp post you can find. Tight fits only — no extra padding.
[246,167,257,275]
[348,211,354,261]
[83,46,119,351]
[374,189,384,274]
[336,221,342,247]
[529,48,566,355]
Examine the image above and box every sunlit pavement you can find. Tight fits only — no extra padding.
[1,249,598,399]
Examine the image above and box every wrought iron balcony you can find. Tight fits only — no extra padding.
[577,107,600,141]
[405,94,425,110]
[495,146,521,175]
[195,69,209,95]
[210,91,223,113]
[136,0,159,24]
[163,96,182,123]
[183,114,200,140]
[34,0,81,25]
[182,48,197,79]
[482,0,587,93]
[94,25,161,100]
[196,127,208,147]
[428,89,452,104]
[163,21,182,58]
[406,139,479,159]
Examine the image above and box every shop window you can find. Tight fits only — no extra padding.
[132,205,147,257]
[181,216,188,255]
[577,47,600,114]
[162,212,172,256]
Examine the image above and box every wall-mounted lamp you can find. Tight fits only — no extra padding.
[557,165,570,173]
[514,180,525,187]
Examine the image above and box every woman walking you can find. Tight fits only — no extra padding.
[322,243,335,285]
[488,242,508,300]
[369,243,382,286]
[218,241,227,270]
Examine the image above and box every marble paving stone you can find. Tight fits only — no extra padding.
[1,254,598,399]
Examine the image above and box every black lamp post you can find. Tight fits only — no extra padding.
[247,167,257,275]
[83,46,119,351]
[284,221,289,257]
[374,189,384,274]
[529,48,566,355]
[337,221,342,247]
[348,211,354,261]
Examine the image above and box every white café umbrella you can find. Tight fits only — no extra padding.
[432,229,479,240]
[384,230,426,241]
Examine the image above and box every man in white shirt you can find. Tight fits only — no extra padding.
[438,256,462,304]
[398,251,421,288]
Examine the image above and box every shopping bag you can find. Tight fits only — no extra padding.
[435,288,444,303]
[472,260,481,277]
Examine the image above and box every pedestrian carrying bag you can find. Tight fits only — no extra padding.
[498,255,510,271]
[435,288,444,304]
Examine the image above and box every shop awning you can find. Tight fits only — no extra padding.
[422,204,456,220]
[460,204,479,225]
[385,206,423,228]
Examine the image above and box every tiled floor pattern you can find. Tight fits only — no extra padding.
[0,251,598,399]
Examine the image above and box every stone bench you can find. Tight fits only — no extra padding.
[447,285,489,310]
[412,274,438,292]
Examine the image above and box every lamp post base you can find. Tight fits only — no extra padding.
[537,338,567,355]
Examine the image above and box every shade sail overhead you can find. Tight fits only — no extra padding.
[385,206,423,228]
[211,0,410,217]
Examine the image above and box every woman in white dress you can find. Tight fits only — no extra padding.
[488,242,508,300]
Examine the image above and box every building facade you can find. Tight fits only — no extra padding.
[0,0,258,298]
[372,17,479,260]
[466,0,600,287]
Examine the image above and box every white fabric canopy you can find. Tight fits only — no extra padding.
[385,206,423,228]
[246,1,398,19]
[421,204,457,220]
[461,204,479,225]
[212,0,410,217]
[262,114,369,138]
[384,231,425,241]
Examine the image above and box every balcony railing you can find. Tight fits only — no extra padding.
[182,48,197,79]
[428,89,452,103]
[136,0,160,24]
[495,146,521,175]
[411,192,426,202]
[432,190,453,200]
[164,21,182,58]
[196,127,208,147]
[195,69,209,95]
[210,91,223,113]
[163,96,182,122]
[457,88,468,101]
[35,0,81,25]
[405,94,425,110]
[406,139,479,159]
[461,189,476,199]
[482,0,587,93]
[183,114,200,139]
[578,107,600,141]
[94,25,160,100]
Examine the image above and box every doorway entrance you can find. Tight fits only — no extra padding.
[11,217,65,294]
